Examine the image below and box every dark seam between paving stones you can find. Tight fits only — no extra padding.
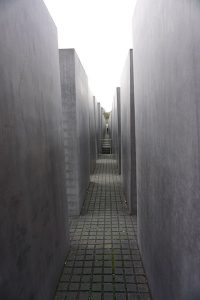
[54,155,152,300]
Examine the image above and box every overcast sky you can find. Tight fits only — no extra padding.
[43,0,137,111]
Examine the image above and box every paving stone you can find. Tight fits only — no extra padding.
[66,291,78,299]
[115,268,124,275]
[94,268,103,274]
[136,276,147,284]
[128,294,139,300]
[115,283,126,292]
[60,274,71,282]
[115,293,127,300]
[68,282,80,291]
[92,283,102,292]
[74,268,83,275]
[126,275,135,283]
[138,284,149,292]
[126,283,137,292]
[138,295,152,300]
[103,275,113,282]
[114,275,124,283]
[91,292,102,300]
[81,275,91,283]
[124,268,134,275]
[78,292,90,299]
[57,283,69,291]
[83,268,92,275]
[80,283,91,291]
[71,275,81,282]
[84,261,93,267]
[54,156,151,299]
[54,292,66,300]
[103,293,114,299]
[103,283,113,292]
[93,275,102,282]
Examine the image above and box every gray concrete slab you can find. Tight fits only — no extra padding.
[59,49,90,216]
[133,1,200,299]
[93,97,99,157]
[112,88,121,174]
[0,1,69,299]
[112,95,117,158]
[120,50,137,214]
[101,107,106,138]
[97,102,101,154]
[108,111,112,139]
[89,92,97,173]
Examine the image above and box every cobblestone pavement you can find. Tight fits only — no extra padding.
[54,156,152,300]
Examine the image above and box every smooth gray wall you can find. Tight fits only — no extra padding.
[94,97,99,157]
[111,98,116,156]
[120,50,137,214]
[97,102,101,154]
[59,49,90,216]
[89,92,97,173]
[117,88,121,174]
[101,107,106,138]
[108,111,112,139]
[112,88,121,173]
[0,1,69,299]
[133,1,200,299]
[75,52,90,213]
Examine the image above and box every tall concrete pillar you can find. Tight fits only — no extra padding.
[97,102,101,154]
[120,49,137,214]
[108,111,112,140]
[93,97,99,157]
[89,91,97,173]
[101,107,106,138]
[0,1,69,299]
[133,1,200,299]
[111,101,116,156]
[112,87,121,173]
[59,49,90,216]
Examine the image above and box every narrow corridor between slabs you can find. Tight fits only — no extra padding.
[55,155,152,300]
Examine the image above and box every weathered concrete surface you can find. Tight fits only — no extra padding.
[112,88,121,173]
[108,111,112,138]
[120,50,137,214]
[89,92,97,173]
[0,1,69,299]
[97,102,101,154]
[133,1,200,299]
[59,49,90,216]
[111,103,116,156]
[101,107,106,138]
[93,97,99,157]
